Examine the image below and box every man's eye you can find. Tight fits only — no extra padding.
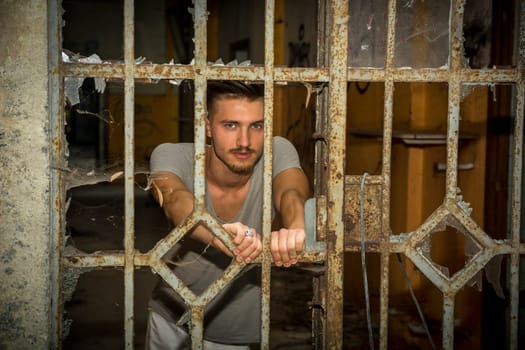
[252,123,264,129]
[224,123,236,129]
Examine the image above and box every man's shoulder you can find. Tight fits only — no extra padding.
[272,136,293,149]
[150,143,196,177]
[150,143,195,167]
[154,142,194,152]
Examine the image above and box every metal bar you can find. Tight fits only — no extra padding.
[62,249,326,269]
[189,306,205,350]
[508,222,519,350]
[63,253,126,267]
[196,263,246,306]
[192,1,207,211]
[147,216,200,261]
[260,0,275,348]
[325,1,348,348]
[200,212,244,253]
[311,269,325,349]
[508,2,525,346]
[59,62,521,84]
[48,0,64,348]
[123,1,136,348]
[315,0,330,341]
[442,1,465,344]
[152,262,198,305]
[312,4,330,342]
[442,293,455,350]
[309,0,328,305]
[357,236,519,255]
[378,0,398,347]
[447,200,497,249]
[190,1,208,347]
[445,0,465,200]
[405,205,448,249]
[345,175,383,186]
[403,247,451,293]
[449,247,496,291]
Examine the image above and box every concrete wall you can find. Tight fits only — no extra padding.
[0,1,51,349]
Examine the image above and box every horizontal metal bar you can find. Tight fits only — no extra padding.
[59,62,520,84]
[59,62,125,78]
[63,253,125,267]
[345,174,383,186]
[61,238,523,269]
[62,250,326,269]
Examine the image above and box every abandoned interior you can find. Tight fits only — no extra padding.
[1,0,524,349]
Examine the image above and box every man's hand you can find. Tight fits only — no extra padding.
[270,228,305,267]
[221,222,262,264]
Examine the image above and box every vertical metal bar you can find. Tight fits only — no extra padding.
[325,1,348,348]
[193,0,208,211]
[190,306,205,350]
[445,0,465,200]
[261,0,275,348]
[123,1,136,348]
[190,1,207,348]
[442,293,455,350]
[48,0,64,348]
[379,1,398,348]
[442,1,465,348]
[311,270,325,349]
[509,87,523,350]
[509,3,524,348]
[314,3,329,345]
[315,0,330,197]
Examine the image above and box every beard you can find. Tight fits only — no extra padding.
[225,161,254,176]
[211,142,261,176]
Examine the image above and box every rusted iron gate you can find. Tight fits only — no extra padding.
[48,0,525,349]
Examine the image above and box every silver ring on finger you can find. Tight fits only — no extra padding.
[244,229,254,237]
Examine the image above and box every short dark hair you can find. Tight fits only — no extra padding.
[207,80,264,117]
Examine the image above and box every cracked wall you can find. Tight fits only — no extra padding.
[0,1,51,349]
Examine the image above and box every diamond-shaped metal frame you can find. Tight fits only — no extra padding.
[146,210,247,308]
[403,198,498,294]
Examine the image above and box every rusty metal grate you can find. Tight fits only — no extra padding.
[49,0,524,349]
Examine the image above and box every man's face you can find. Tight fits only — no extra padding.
[206,97,264,176]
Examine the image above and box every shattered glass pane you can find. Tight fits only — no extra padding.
[211,0,265,65]
[394,0,450,68]
[62,0,124,61]
[64,78,184,254]
[348,0,388,68]
[479,255,504,298]
[283,0,318,67]
[463,0,493,69]
[62,0,170,65]
[418,214,482,278]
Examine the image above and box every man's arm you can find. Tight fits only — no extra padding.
[150,171,261,262]
[271,167,310,267]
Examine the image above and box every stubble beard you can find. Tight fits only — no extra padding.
[212,142,261,176]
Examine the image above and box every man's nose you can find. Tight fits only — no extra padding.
[237,128,250,148]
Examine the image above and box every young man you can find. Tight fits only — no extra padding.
[146,81,310,349]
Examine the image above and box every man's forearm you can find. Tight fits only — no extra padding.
[279,189,307,229]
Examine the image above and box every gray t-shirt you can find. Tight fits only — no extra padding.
[149,136,302,344]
